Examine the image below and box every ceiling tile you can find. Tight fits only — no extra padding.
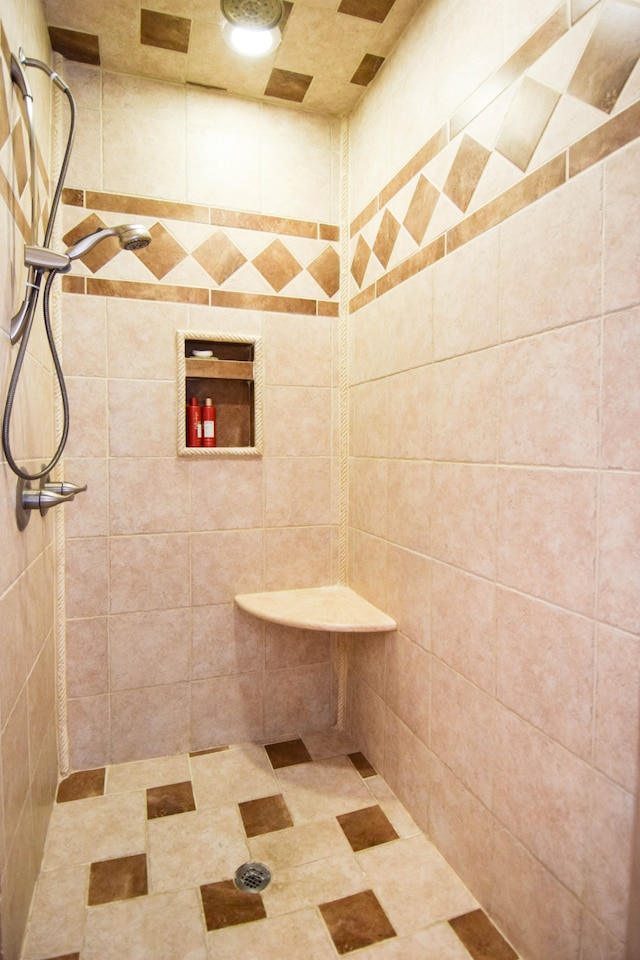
[351,53,385,85]
[338,0,397,24]
[141,9,192,54]
[48,26,101,65]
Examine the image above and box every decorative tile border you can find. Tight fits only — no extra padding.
[349,0,640,310]
[61,188,340,315]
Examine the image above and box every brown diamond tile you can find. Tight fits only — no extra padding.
[373,209,401,269]
[348,752,377,779]
[351,235,372,288]
[57,768,105,803]
[265,738,313,769]
[48,26,100,65]
[147,780,196,819]
[265,69,313,103]
[253,238,302,292]
[337,805,399,852]
[62,213,120,273]
[134,221,186,279]
[351,53,385,86]
[568,0,640,113]
[88,854,148,906]
[193,230,247,285]
[141,8,191,54]
[449,909,518,960]
[200,878,267,931]
[12,122,29,196]
[319,889,396,954]
[0,64,10,151]
[496,76,560,171]
[189,745,230,757]
[443,135,491,213]
[338,0,396,23]
[239,793,294,838]
[403,175,440,245]
[308,245,340,297]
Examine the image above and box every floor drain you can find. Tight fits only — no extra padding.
[234,861,272,893]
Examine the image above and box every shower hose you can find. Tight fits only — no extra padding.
[2,54,77,482]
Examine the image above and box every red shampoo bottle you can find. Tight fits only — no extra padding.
[186,397,202,447]
[202,398,216,447]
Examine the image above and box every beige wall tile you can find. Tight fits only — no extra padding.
[264,386,333,457]
[386,544,431,650]
[264,662,334,737]
[597,472,640,634]
[110,609,191,690]
[264,314,333,386]
[103,109,186,201]
[66,537,109,618]
[601,307,640,470]
[65,377,108,458]
[109,458,191,535]
[64,458,109,539]
[385,632,430,741]
[264,623,330,668]
[594,625,640,793]
[265,457,332,527]
[191,673,264,750]
[351,379,387,459]
[192,603,264,680]
[192,529,264,605]
[386,367,433,460]
[386,459,431,554]
[431,463,497,579]
[349,631,387,696]
[347,673,386,774]
[110,682,191,762]
[431,563,495,693]
[381,711,430,835]
[62,294,107,377]
[264,526,333,591]
[109,533,190,613]
[190,459,264,532]
[66,617,109,697]
[108,380,176,458]
[67,695,110,769]
[350,458,388,539]
[106,299,188,380]
[432,349,498,463]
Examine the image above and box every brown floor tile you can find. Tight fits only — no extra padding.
[449,909,518,960]
[265,739,313,769]
[88,854,148,906]
[189,745,230,757]
[348,752,376,778]
[319,889,396,954]
[239,793,294,838]
[200,878,267,930]
[43,955,80,960]
[56,768,105,803]
[337,805,399,852]
[147,780,196,819]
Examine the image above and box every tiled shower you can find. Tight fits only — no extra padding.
[1,0,640,957]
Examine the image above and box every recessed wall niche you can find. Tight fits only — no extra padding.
[176,331,263,457]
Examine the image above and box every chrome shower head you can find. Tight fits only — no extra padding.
[65,224,152,260]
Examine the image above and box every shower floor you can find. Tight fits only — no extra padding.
[20,728,518,960]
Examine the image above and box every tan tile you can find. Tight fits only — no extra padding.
[201,878,266,930]
[140,8,191,54]
[431,463,497,579]
[88,854,148,905]
[146,780,195,819]
[403,175,440,245]
[351,53,385,85]
[351,235,372,287]
[252,238,303,292]
[264,662,334,737]
[449,909,517,960]
[82,888,207,960]
[67,696,110,771]
[248,817,353,870]
[87,277,209,305]
[572,0,599,21]
[110,684,191,764]
[603,136,640,313]
[21,865,89,960]
[308,245,340,297]
[43,792,147,870]
[373,209,401,269]
[443,135,491,212]
[337,0,396,21]
[569,1,640,113]
[358,923,482,958]
[106,754,191,794]
[357,834,477,936]
[431,563,495,694]
[63,213,119,273]
[193,230,247,285]
[148,806,249,892]
[320,888,396,953]
[57,768,105,803]
[66,616,108,698]
[86,191,208,224]
[206,908,337,959]
[379,126,449,210]
[301,728,356,760]
[133,221,186,279]
[496,76,561,171]
[239,794,293,837]
[351,197,379,238]
[376,235,444,298]
[190,743,279,809]
[191,674,265,749]
[276,755,374,822]
[598,473,640,633]
[263,853,369,916]
[265,69,313,103]
[602,307,640,470]
[109,533,189,612]
[595,625,640,793]
[0,64,10,151]
[109,609,190,690]
[210,208,318,238]
[48,26,100,65]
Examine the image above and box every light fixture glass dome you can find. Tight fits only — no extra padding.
[220,0,283,57]
[222,20,281,56]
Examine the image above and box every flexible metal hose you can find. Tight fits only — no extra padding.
[2,64,76,481]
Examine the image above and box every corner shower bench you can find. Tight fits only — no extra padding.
[234,585,396,633]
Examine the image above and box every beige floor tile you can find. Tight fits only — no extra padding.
[105,753,191,793]
[357,835,478,936]
[356,921,479,958]
[275,755,374,822]
[21,865,89,959]
[262,853,369,917]
[249,817,353,871]
[42,792,147,869]
[206,907,337,959]
[302,727,357,759]
[82,888,207,960]
[148,806,250,893]
[365,775,422,838]
[190,743,279,809]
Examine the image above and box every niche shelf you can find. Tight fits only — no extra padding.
[176,331,263,457]
[235,585,397,633]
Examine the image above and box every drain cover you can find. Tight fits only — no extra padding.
[234,862,272,893]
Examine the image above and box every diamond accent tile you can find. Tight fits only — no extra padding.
[351,235,372,288]
[239,793,294,837]
[88,854,148,906]
[57,768,106,803]
[48,26,100,65]
[348,752,376,779]
[307,245,340,297]
[496,77,561,171]
[319,889,396,954]
[200,879,267,931]
[449,909,518,960]
[62,213,121,273]
[337,805,399,852]
[134,222,187,279]
[373,209,401,269]
[568,0,640,113]
[141,9,191,54]
[146,780,196,819]
[265,739,313,769]
[403,175,440,245]
[193,230,247,285]
[265,69,313,103]
[252,238,303,292]
[443,135,492,212]
[351,54,385,86]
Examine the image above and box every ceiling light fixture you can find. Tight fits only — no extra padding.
[221,0,283,57]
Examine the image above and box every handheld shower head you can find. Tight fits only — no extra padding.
[65,223,152,260]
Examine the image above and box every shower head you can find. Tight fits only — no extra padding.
[65,224,152,260]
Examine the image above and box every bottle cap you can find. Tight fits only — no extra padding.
[189,397,199,405]
[204,398,214,406]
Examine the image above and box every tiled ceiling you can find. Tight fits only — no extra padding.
[41,0,426,115]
